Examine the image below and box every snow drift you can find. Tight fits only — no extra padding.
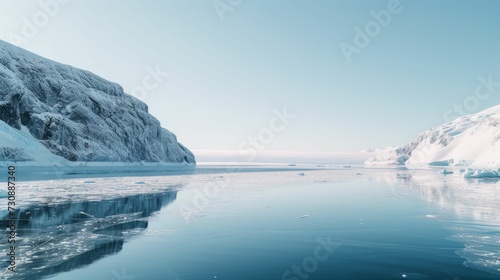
[366,105,500,167]
[0,40,195,165]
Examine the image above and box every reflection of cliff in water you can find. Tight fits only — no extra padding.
[0,189,177,280]
[372,169,500,276]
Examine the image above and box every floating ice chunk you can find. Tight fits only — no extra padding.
[428,159,453,166]
[438,169,454,175]
[462,168,500,179]
[300,215,310,218]
[398,272,429,279]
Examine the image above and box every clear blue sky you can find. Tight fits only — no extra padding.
[1,0,499,154]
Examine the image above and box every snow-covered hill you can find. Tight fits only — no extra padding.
[0,119,68,164]
[0,40,194,165]
[365,105,500,167]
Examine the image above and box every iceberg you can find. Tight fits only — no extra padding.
[462,168,500,179]
[366,105,500,167]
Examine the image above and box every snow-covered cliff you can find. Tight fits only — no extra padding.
[366,105,500,167]
[0,40,194,164]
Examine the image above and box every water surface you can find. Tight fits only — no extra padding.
[1,166,499,279]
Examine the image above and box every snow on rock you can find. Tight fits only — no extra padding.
[364,146,410,166]
[0,119,68,164]
[365,105,500,167]
[462,168,500,179]
[0,40,195,165]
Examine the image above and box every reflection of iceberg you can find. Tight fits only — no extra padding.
[0,190,177,280]
[465,177,500,184]
[374,169,500,275]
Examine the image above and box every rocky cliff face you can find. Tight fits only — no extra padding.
[0,40,194,164]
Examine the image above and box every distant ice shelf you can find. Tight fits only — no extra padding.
[366,104,500,167]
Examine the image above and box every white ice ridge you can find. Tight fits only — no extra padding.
[366,105,500,167]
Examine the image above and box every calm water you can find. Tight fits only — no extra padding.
[1,166,499,280]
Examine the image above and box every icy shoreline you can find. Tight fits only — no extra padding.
[0,162,196,182]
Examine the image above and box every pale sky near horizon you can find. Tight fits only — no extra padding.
[1,0,500,156]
